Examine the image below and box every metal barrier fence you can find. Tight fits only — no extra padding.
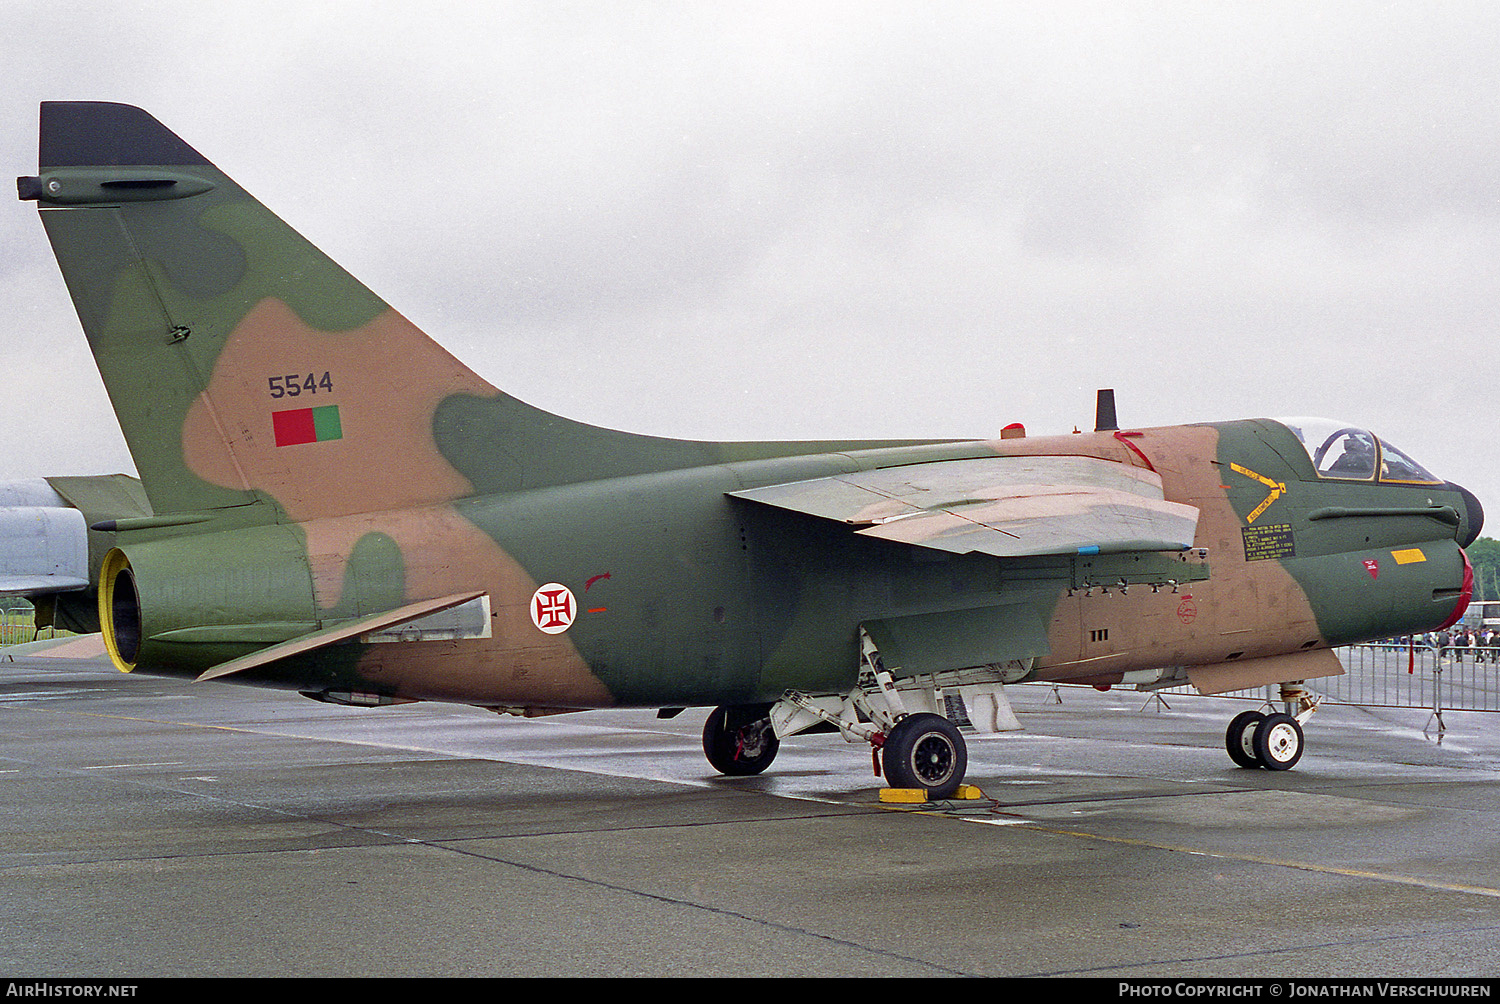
[1324,643,1500,715]
[0,609,58,647]
[1126,642,1499,737]
[1027,643,1499,733]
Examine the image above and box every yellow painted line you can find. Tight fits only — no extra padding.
[1392,548,1427,565]
[1017,823,1500,900]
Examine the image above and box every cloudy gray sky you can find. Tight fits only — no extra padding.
[3,1,1497,516]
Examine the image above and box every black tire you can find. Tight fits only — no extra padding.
[1253,712,1304,771]
[882,712,967,799]
[702,704,779,776]
[1226,710,1266,769]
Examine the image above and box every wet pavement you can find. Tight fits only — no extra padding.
[2,648,1499,977]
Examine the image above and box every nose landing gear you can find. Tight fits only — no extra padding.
[1225,683,1315,771]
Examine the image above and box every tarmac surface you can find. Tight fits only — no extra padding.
[3,642,1500,978]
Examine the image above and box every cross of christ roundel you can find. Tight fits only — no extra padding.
[530,583,576,634]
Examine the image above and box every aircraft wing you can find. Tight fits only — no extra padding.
[730,455,1198,557]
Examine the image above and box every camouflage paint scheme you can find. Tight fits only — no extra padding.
[15,104,1480,755]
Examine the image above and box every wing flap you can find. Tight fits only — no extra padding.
[731,455,1198,557]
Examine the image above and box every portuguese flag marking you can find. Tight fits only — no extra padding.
[273,405,342,447]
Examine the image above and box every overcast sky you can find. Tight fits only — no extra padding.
[3,1,1497,520]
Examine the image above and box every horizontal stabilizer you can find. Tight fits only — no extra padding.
[45,474,151,524]
[731,455,1198,558]
[196,590,485,682]
[0,506,89,596]
[0,574,89,595]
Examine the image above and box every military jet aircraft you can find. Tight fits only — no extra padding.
[5,102,1481,797]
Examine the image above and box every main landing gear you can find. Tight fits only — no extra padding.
[880,712,967,796]
[1225,682,1317,771]
[701,703,779,776]
[701,628,978,800]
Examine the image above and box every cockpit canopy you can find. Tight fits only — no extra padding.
[1277,418,1440,484]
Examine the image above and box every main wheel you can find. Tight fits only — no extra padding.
[702,704,779,776]
[1252,712,1304,771]
[1225,710,1266,769]
[882,713,967,799]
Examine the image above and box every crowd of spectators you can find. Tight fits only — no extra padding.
[1377,627,1499,661]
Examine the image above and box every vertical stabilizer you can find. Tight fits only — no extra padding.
[21,102,511,521]
[20,103,939,523]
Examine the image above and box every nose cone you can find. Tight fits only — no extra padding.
[1450,482,1484,547]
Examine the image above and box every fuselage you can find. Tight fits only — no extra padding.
[100,416,1478,712]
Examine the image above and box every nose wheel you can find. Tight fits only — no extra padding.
[1225,710,1266,769]
[1224,685,1313,771]
[1252,713,1304,770]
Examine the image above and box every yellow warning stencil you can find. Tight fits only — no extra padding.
[1230,462,1288,525]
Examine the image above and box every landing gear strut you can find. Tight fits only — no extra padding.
[1224,682,1314,771]
[699,629,991,798]
[766,627,976,799]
